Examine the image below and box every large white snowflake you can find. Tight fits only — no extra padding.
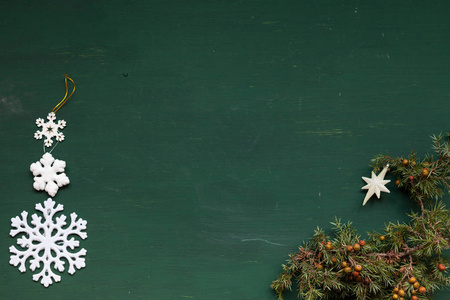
[30,152,70,197]
[34,112,66,147]
[9,198,87,287]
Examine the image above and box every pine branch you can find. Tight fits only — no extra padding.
[272,132,450,300]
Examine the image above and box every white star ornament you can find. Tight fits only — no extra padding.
[361,165,390,206]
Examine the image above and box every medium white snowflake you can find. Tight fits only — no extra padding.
[34,112,66,147]
[9,198,87,287]
[30,152,70,197]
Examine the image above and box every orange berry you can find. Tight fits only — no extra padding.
[354,264,362,272]
[439,263,446,271]
[411,296,418,300]
[325,244,332,250]
[418,286,426,294]
[341,261,348,268]
[402,159,409,165]
[422,168,429,176]
[347,245,353,252]
[413,282,420,289]
[392,294,398,299]
[395,179,400,185]
[344,267,352,273]
[380,235,385,241]
[393,287,399,293]
[353,271,360,277]
[398,289,405,297]
[353,243,361,251]
[409,175,414,180]
[408,276,417,284]
[331,257,337,263]
[359,240,366,246]
[317,264,323,269]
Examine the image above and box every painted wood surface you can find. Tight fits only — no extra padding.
[1,1,449,299]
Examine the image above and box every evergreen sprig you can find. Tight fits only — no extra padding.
[272,133,450,300]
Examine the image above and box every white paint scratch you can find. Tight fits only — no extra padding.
[241,238,286,246]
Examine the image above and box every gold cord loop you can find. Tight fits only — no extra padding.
[51,74,75,113]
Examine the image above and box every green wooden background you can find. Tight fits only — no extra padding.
[1,1,449,299]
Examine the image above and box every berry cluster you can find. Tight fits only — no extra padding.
[390,276,427,300]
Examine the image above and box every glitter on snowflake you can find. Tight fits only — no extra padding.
[34,112,66,147]
[30,153,70,197]
[9,198,87,287]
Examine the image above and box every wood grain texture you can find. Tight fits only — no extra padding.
[0,1,449,299]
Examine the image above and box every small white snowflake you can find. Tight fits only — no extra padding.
[9,198,87,287]
[34,112,66,147]
[30,153,70,197]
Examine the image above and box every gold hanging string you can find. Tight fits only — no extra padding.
[51,74,75,113]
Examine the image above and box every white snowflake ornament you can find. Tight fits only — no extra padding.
[34,112,66,147]
[9,198,87,287]
[30,153,70,197]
